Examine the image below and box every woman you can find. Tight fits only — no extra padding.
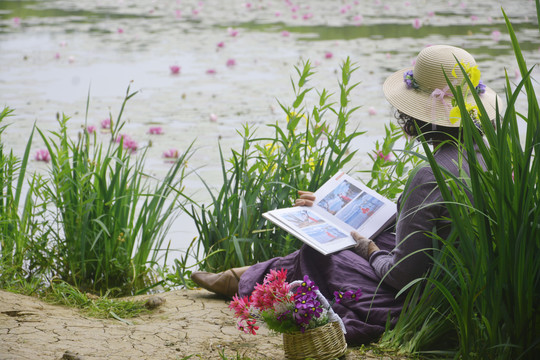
[191,45,500,344]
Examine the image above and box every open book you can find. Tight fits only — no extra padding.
[263,171,396,255]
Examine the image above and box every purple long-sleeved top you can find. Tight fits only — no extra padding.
[369,142,479,290]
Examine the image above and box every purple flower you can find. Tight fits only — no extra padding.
[475,80,486,94]
[297,275,318,293]
[403,70,418,89]
[334,291,345,304]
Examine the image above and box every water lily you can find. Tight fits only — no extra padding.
[226,58,236,67]
[170,65,181,75]
[148,127,163,135]
[413,18,422,29]
[163,149,179,159]
[35,149,50,163]
[101,118,111,129]
[325,51,333,59]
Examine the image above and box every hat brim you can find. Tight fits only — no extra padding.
[383,67,500,127]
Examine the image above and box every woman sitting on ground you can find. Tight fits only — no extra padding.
[191,44,500,345]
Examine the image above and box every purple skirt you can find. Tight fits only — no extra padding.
[238,231,403,345]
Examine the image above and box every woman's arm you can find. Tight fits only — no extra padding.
[369,166,444,291]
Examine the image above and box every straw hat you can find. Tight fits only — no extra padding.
[383,45,499,127]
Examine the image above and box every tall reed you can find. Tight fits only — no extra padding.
[189,58,365,272]
[36,87,192,295]
[379,7,540,359]
[0,108,48,284]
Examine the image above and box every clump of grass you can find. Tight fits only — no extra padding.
[44,280,149,319]
[32,86,193,296]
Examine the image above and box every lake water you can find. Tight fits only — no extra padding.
[1,0,539,259]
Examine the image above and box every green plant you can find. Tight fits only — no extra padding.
[0,107,51,286]
[362,121,422,201]
[35,86,193,295]
[379,6,540,359]
[189,58,364,272]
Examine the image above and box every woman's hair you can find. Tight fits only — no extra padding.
[395,110,486,143]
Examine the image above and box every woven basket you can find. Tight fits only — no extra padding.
[282,321,347,360]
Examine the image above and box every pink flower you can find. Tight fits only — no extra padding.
[324,51,333,59]
[117,28,124,34]
[376,151,391,162]
[228,27,239,37]
[226,58,236,67]
[275,11,281,17]
[206,68,216,74]
[470,15,478,22]
[209,113,218,122]
[175,10,182,18]
[368,107,377,115]
[163,149,179,159]
[413,18,422,29]
[281,30,290,37]
[427,11,435,17]
[115,134,138,152]
[54,52,60,59]
[192,9,200,16]
[148,126,163,135]
[354,15,363,24]
[101,118,111,129]
[170,65,181,75]
[13,17,21,26]
[86,125,96,134]
[302,13,313,20]
[217,41,225,48]
[245,2,252,9]
[35,149,50,163]
[491,30,501,42]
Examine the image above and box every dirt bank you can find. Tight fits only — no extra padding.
[1,289,405,360]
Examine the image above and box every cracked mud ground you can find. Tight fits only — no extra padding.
[1,289,284,359]
[1,290,399,360]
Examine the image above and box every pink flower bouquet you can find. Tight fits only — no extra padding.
[229,268,361,335]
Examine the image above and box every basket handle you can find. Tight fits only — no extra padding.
[289,280,347,334]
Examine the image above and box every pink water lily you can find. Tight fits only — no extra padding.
[163,149,179,159]
[368,107,377,116]
[101,118,111,129]
[226,58,236,67]
[491,30,501,42]
[86,125,96,134]
[148,127,163,135]
[35,149,50,163]
[217,41,225,48]
[116,134,138,153]
[117,28,124,34]
[324,51,333,59]
[413,18,422,29]
[170,65,181,74]
[209,113,218,122]
[281,30,290,37]
[228,27,239,37]
[13,17,21,26]
[206,68,216,74]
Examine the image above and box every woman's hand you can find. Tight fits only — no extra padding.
[294,190,316,207]
[351,231,380,260]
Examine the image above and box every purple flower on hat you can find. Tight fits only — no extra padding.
[475,80,486,94]
[403,70,419,89]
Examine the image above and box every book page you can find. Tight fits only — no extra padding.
[263,171,396,255]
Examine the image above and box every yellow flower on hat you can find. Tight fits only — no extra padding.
[452,62,481,87]
[449,102,481,125]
